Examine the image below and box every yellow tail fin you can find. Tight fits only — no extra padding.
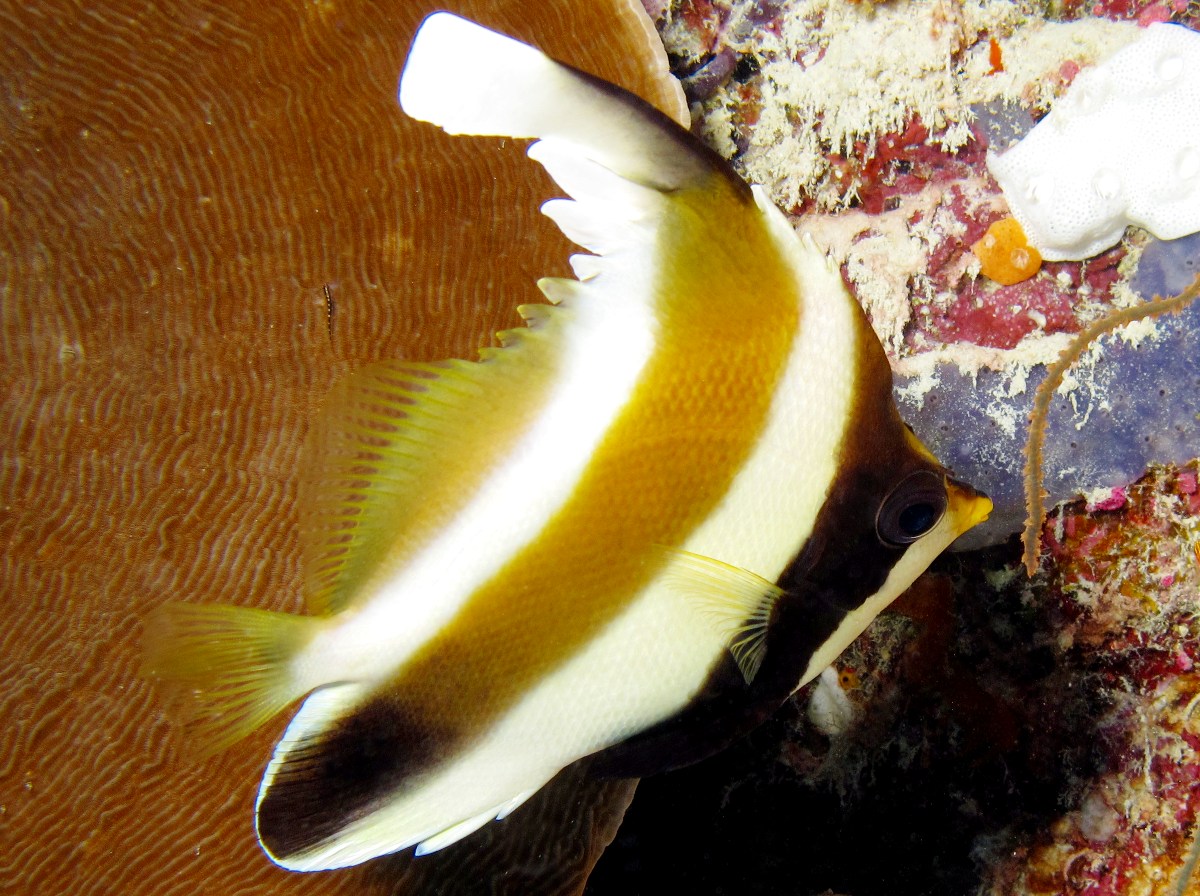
[142,603,319,756]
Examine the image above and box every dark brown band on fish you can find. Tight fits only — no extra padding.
[257,691,461,858]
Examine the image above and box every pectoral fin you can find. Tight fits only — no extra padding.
[660,549,785,684]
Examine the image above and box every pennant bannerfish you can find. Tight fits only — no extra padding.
[143,11,992,885]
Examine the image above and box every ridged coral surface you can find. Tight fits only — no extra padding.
[0,2,681,893]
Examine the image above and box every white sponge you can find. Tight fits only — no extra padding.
[987,23,1200,261]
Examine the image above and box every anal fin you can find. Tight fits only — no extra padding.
[414,806,502,857]
[412,787,541,855]
[362,758,638,896]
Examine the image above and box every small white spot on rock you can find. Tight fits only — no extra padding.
[1077,791,1120,844]
[808,667,854,738]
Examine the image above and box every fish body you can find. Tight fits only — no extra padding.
[143,12,991,885]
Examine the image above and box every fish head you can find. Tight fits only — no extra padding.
[777,382,991,690]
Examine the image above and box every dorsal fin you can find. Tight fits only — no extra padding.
[298,316,564,616]
[399,12,727,193]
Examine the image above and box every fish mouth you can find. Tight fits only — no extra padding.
[945,477,993,536]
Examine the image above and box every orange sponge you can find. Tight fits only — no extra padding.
[972,217,1042,286]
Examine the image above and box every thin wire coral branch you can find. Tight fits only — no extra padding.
[1021,273,1200,577]
[1176,803,1200,896]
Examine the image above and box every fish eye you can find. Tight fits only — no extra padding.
[876,470,947,547]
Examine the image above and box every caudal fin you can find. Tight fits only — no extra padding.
[142,602,319,755]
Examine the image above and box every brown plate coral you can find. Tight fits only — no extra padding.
[0,2,682,894]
